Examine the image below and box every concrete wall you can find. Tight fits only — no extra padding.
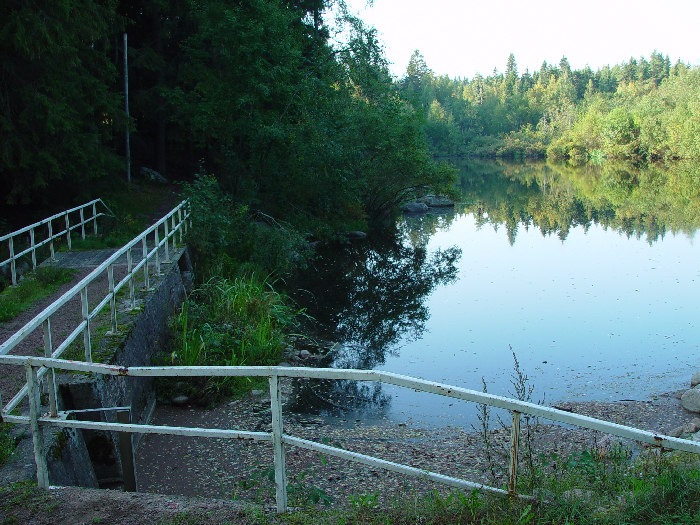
[50,248,192,488]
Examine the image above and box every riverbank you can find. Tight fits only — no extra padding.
[2,386,698,524]
[135,384,697,507]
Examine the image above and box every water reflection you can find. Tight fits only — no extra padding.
[290,160,700,425]
[288,224,461,418]
[458,159,700,244]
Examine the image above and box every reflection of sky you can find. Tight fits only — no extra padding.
[377,213,700,427]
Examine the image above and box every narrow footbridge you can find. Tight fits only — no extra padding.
[1,201,699,514]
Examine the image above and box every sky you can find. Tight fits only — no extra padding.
[343,0,700,79]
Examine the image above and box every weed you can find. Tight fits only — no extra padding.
[0,267,76,322]
[157,274,303,402]
[0,422,16,467]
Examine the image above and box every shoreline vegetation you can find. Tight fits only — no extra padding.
[3,1,700,522]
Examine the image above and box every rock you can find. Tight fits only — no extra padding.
[402,202,429,214]
[171,395,189,406]
[681,386,700,413]
[668,425,685,438]
[689,418,700,433]
[277,362,292,367]
[299,349,311,359]
[346,231,367,240]
[532,488,555,502]
[562,488,595,502]
[417,194,455,207]
[251,389,265,397]
[692,371,700,387]
[693,431,700,442]
[140,167,168,183]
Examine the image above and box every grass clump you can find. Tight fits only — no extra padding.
[0,267,76,322]
[0,423,16,467]
[157,274,301,403]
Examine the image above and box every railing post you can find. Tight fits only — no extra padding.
[9,237,16,286]
[116,409,137,491]
[508,410,520,497]
[177,209,183,243]
[127,247,135,307]
[170,214,176,251]
[141,236,150,290]
[163,220,170,263]
[154,228,161,275]
[65,214,72,251]
[26,364,49,489]
[92,202,98,235]
[48,221,55,262]
[30,228,36,269]
[43,318,58,417]
[108,264,118,334]
[269,375,288,514]
[79,208,86,240]
[81,287,92,362]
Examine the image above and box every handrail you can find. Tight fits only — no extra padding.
[1,358,697,513]
[0,199,115,286]
[0,200,190,417]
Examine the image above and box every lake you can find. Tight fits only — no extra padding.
[289,160,700,428]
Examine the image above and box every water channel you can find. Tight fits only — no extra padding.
[289,159,700,428]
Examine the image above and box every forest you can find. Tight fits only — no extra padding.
[403,50,700,162]
[0,0,453,234]
[2,1,699,236]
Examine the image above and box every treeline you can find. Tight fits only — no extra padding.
[1,0,452,235]
[400,51,700,162]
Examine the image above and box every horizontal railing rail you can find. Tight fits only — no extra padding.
[1,358,697,513]
[0,200,190,419]
[1,199,115,286]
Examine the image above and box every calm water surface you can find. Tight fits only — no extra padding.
[291,160,700,427]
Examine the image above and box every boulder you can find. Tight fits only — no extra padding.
[402,202,429,214]
[692,371,700,387]
[417,194,455,207]
[346,231,367,240]
[681,386,700,413]
[171,395,189,406]
[140,167,168,184]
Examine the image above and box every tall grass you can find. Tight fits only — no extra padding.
[161,274,302,402]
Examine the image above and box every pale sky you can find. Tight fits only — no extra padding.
[343,0,700,79]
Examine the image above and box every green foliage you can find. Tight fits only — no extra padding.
[184,173,311,278]
[0,0,122,208]
[0,423,15,467]
[397,51,700,163]
[0,267,76,322]
[159,274,300,402]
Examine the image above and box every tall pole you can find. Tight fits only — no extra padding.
[124,33,131,184]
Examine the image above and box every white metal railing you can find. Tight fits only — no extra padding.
[0,199,114,286]
[0,201,190,419]
[0,359,697,514]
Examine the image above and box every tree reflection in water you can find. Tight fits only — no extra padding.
[288,222,461,419]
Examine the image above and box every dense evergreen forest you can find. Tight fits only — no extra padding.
[0,0,452,234]
[402,50,700,162]
[3,1,699,236]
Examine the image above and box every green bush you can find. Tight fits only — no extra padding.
[183,174,311,280]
